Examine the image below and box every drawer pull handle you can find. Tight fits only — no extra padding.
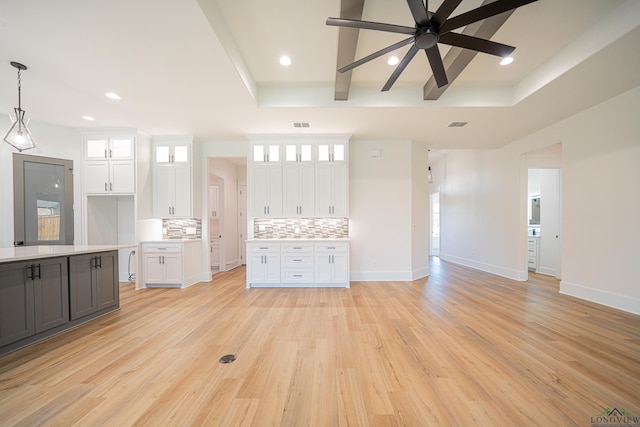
[293,274,302,278]
[259,247,269,250]
[293,247,302,249]
[327,246,336,249]
[293,259,302,262]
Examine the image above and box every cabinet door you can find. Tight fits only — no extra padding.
[299,163,315,216]
[153,166,173,217]
[110,160,135,193]
[331,253,350,284]
[33,257,69,333]
[96,252,119,311]
[85,137,109,160]
[331,164,349,217]
[84,161,110,194]
[252,164,282,217]
[163,254,183,284]
[247,253,267,283]
[264,254,281,283]
[109,137,134,160]
[69,254,97,320]
[283,163,315,216]
[173,166,192,217]
[283,164,301,216]
[314,254,332,283]
[315,164,333,216]
[144,254,164,283]
[0,262,35,346]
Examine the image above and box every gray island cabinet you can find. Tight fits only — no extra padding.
[0,246,123,356]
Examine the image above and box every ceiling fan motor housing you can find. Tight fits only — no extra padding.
[415,29,439,49]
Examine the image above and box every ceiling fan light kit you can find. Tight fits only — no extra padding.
[327,0,538,92]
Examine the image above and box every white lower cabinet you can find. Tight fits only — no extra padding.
[527,237,539,271]
[142,241,201,288]
[314,243,349,285]
[246,240,349,288]
[246,243,281,285]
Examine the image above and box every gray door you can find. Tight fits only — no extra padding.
[13,154,74,246]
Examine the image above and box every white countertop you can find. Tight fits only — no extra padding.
[246,238,350,242]
[0,245,135,264]
[141,239,201,244]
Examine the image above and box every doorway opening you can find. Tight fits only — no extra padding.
[430,191,440,256]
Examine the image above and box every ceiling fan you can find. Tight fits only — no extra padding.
[326,0,538,91]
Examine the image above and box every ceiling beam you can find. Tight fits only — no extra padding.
[423,2,515,100]
[334,0,365,101]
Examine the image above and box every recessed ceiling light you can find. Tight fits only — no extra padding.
[500,56,514,66]
[82,115,95,121]
[105,92,121,100]
[279,55,291,66]
[387,56,399,66]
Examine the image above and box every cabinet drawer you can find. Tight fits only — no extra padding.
[527,238,537,245]
[282,269,314,283]
[315,243,348,253]
[281,243,314,253]
[142,244,182,253]
[282,254,313,268]
[527,258,537,267]
[247,243,280,253]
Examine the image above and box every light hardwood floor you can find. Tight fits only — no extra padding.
[1,258,639,426]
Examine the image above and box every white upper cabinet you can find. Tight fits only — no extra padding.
[284,142,313,163]
[83,134,135,195]
[85,136,134,161]
[154,142,191,165]
[151,137,195,218]
[317,141,347,163]
[252,143,281,164]
[248,136,349,219]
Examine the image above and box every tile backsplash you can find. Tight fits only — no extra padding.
[162,218,202,239]
[254,217,349,239]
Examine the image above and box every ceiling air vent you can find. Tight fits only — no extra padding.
[292,122,311,128]
[448,121,468,128]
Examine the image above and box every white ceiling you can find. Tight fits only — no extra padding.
[0,0,638,149]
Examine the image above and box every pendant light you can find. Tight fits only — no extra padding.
[4,61,36,152]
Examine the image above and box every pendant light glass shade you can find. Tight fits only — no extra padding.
[4,62,35,152]
[4,108,35,151]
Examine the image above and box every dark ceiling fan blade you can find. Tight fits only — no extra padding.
[432,0,463,26]
[424,45,448,88]
[406,0,430,26]
[326,17,415,35]
[440,32,515,57]
[338,37,415,73]
[439,0,538,34]
[382,45,420,92]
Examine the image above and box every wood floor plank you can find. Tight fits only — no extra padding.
[1,259,639,426]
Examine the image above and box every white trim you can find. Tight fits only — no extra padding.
[560,280,640,316]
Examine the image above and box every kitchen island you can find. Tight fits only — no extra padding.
[0,245,130,356]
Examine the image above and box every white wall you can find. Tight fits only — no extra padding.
[438,85,640,314]
[439,148,524,279]
[349,139,428,281]
[0,116,83,247]
[411,141,430,279]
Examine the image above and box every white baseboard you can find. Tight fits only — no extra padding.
[439,253,527,281]
[537,266,557,277]
[412,266,429,281]
[560,280,640,316]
